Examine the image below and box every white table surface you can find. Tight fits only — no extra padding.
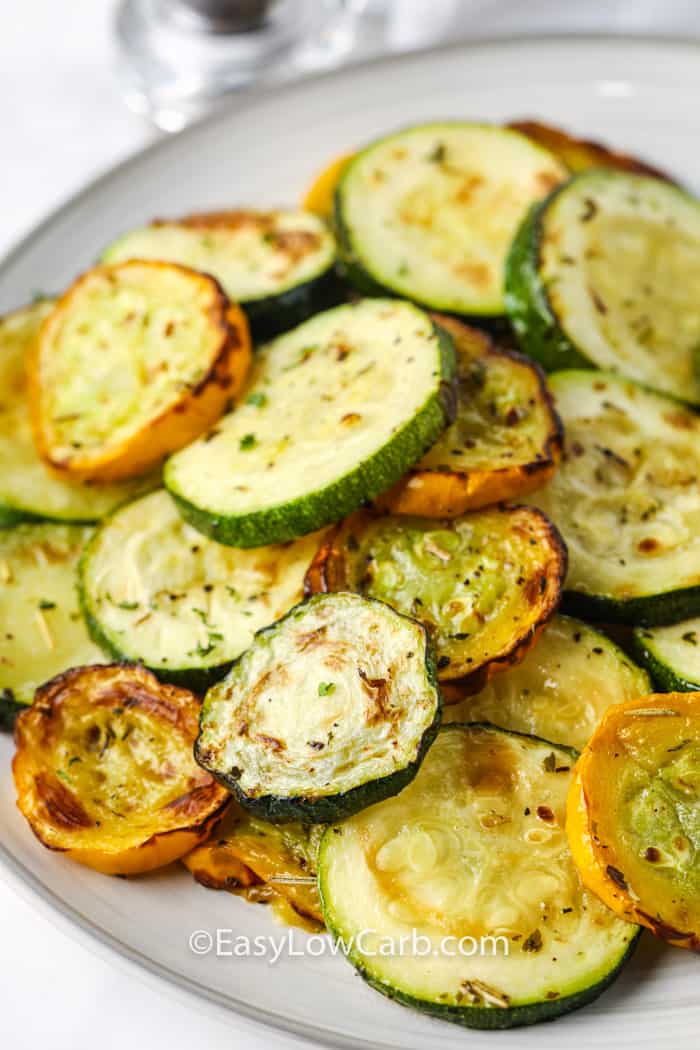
[2,2,700,1048]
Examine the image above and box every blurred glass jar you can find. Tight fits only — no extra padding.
[115,0,370,131]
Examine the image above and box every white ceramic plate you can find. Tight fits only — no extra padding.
[0,34,697,1050]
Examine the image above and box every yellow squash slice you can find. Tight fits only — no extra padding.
[507,120,674,180]
[184,803,323,924]
[305,508,566,690]
[380,316,562,516]
[0,302,157,524]
[303,153,355,218]
[567,692,700,950]
[13,664,230,875]
[29,261,251,481]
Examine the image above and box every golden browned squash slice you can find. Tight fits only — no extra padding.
[507,120,674,180]
[13,664,230,875]
[28,260,251,481]
[567,692,700,950]
[305,507,566,691]
[184,803,323,924]
[380,316,562,516]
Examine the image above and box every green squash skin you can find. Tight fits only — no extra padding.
[165,323,457,549]
[244,265,346,343]
[0,690,30,732]
[562,585,700,628]
[319,723,640,1030]
[194,595,443,824]
[504,193,592,372]
[630,630,700,693]
[0,506,38,528]
[353,936,640,1031]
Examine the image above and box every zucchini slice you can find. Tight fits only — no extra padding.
[507,120,674,180]
[319,724,639,1030]
[0,303,156,525]
[532,370,700,625]
[102,209,339,341]
[445,615,650,750]
[0,524,106,723]
[568,692,700,950]
[303,121,672,222]
[29,261,252,481]
[79,489,324,690]
[380,316,562,515]
[183,803,323,924]
[335,123,566,316]
[195,592,441,823]
[505,170,700,404]
[305,508,566,689]
[165,299,456,548]
[13,664,230,875]
[632,620,700,692]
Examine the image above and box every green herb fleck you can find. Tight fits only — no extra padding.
[283,345,317,371]
[106,593,140,611]
[682,631,698,646]
[318,682,336,697]
[239,433,257,451]
[543,752,557,773]
[246,392,268,408]
[428,142,446,163]
[38,599,56,610]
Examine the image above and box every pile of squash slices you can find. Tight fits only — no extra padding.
[3,117,700,1032]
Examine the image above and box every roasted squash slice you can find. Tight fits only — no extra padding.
[102,209,338,341]
[334,122,566,316]
[320,724,639,1029]
[380,316,562,516]
[184,803,323,924]
[165,299,456,548]
[0,523,107,729]
[79,488,326,691]
[13,664,230,875]
[632,619,700,692]
[0,302,157,524]
[531,371,700,625]
[506,172,700,402]
[507,120,674,180]
[196,592,441,823]
[445,615,651,750]
[29,261,251,481]
[567,692,700,950]
[305,508,566,690]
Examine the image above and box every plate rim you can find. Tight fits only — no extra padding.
[2,30,699,1048]
[2,30,700,280]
